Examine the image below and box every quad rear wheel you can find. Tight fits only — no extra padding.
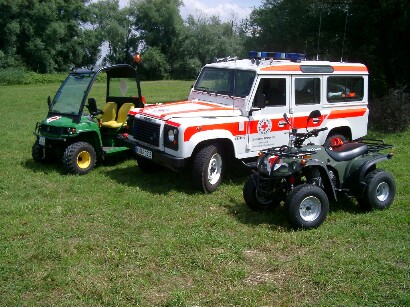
[285,184,329,229]
[63,142,96,175]
[358,169,396,211]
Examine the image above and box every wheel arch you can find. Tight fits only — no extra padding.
[191,138,235,161]
[304,161,337,201]
[69,131,102,156]
[320,125,352,145]
[347,155,390,197]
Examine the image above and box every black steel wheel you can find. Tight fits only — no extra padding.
[62,142,96,175]
[285,184,329,229]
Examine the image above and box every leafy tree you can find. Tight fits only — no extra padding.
[248,0,410,96]
[130,0,184,61]
[0,0,94,72]
[88,0,140,65]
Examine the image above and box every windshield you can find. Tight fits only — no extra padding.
[50,72,95,115]
[194,68,256,98]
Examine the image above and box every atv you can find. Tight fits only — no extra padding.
[243,110,396,229]
[32,58,145,174]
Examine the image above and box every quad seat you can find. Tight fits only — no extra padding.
[325,142,368,161]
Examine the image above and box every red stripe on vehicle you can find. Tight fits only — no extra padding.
[184,122,247,142]
[327,108,367,119]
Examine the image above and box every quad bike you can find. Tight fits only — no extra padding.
[243,110,396,229]
[32,55,145,175]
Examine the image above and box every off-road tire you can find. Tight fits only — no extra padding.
[63,142,96,175]
[136,155,161,173]
[285,184,329,229]
[358,169,396,211]
[32,140,55,163]
[32,140,47,163]
[192,144,224,193]
[243,174,276,211]
[324,133,347,148]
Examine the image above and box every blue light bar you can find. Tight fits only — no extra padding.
[248,51,306,61]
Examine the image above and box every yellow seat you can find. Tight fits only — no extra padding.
[100,102,118,124]
[101,102,135,129]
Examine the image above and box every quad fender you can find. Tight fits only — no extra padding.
[304,159,337,201]
[345,153,392,197]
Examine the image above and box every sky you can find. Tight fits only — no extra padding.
[119,0,263,22]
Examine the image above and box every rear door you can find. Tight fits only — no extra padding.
[291,76,324,134]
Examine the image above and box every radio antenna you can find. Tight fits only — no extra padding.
[340,3,349,62]
[316,8,322,61]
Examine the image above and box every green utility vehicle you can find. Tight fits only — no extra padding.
[32,62,145,174]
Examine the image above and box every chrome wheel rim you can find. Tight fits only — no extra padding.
[208,153,222,185]
[299,196,321,222]
[376,182,389,202]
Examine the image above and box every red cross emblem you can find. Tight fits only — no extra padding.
[258,118,272,135]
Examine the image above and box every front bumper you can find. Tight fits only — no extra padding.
[122,137,186,169]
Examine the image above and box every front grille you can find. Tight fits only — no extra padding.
[133,118,161,147]
[40,125,64,136]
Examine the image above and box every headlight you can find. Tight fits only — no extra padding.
[257,154,293,176]
[164,124,179,150]
[167,129,176,142]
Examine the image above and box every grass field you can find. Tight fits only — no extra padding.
[0,81,409,306]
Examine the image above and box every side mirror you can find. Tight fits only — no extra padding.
[86,98,98,115]
[253,93,266,109]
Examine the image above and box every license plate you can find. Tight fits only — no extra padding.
[39,136,46,146]
[135,146,152,159]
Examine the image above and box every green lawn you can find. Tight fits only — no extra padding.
[0,81,409,306]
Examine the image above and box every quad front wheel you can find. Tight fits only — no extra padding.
[63,142,96,175]
[358,169,396,211]
[192,144,224,193]
[285,184,329,229]
[243,174,277,211]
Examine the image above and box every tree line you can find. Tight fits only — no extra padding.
[1,0,409,97]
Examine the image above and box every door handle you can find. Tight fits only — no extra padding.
[278,121,287,127]
[312,118,321,124]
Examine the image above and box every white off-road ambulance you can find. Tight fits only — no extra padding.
[124,51,369,192]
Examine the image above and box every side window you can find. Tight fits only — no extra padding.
[295,78,321,105]
[254,78,286,107]
[327,76,364,102]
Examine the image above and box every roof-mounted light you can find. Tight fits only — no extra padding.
[248,51,306,62]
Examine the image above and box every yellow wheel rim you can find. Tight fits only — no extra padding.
[77,150,91,169]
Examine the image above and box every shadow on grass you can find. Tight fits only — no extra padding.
[22,151,133,175]
[223,183,365,231]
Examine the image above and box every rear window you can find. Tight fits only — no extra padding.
[327,77,364,102]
